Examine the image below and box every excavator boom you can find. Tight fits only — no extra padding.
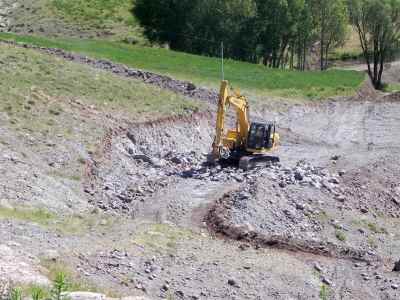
[212,80,250,159]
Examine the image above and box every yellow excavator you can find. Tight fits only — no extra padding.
[211,80,280,170]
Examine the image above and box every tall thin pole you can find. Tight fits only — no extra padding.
[221,41,224,81]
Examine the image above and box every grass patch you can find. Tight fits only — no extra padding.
[0,44,199,124]
[319,284,330,300]
[0,205,118,235]
[51,0,136,28]
[353,219,388,235]
[367,236,378,249]
[12,266,119,300]
[335,229,346,242]
[332,26,363,61]
[0,33,366,100]
[40,260,96,292]
[315,210,330,223]
[0,206,54,226]
[383,83,400,93]
[134,223,196,254]
[330,50,363,61]
[9,0,146,44]
[367,222,388,235]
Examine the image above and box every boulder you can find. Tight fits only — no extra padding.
[66,292,106,300]
[393,260,400,272]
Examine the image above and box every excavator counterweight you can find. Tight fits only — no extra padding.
[211,80,280,170]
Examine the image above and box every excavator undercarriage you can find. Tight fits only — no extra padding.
[211,81,280,170]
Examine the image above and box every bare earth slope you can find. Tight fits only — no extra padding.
[0,43,400,300]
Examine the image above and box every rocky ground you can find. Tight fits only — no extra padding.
[0,39,400,300]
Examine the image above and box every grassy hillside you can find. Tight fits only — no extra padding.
[50,0,145,42]
[52,0,135,25]
[0,33,365,100]
[8,0,146,43]
[0,43,199,126]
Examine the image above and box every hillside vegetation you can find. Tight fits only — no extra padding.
[0,33,365,100]
[52,0,135,26]
[8,0,146,43]
[0,43,199,126]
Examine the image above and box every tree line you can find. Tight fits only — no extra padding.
[134,0,400,89]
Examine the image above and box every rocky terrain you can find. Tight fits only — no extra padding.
[0,29,400,300]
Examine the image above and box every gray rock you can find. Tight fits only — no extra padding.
[294,171,304,181]
[121,297,152,300]
[329,177,340,184]
[321,276,332,286]
[186,82,196,91]
[393,259,400,272]
[322,180,333,191]
[132,154,153,164]
[228,278,239,287]
[65,292,106,300]
[314,263,323,272]
[170,156,182,164]
[335,195,346,202]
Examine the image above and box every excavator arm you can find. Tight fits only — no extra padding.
[212,80,250,160]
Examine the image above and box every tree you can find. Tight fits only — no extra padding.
[133,0,199,50]
[348,0,400,89]
[312,0,348,70]
[133,0,256,60]
[294,0,315,70]
[255,0,305,68]
[133,0,349,69]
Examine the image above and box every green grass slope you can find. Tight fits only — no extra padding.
[0,33,366,100]
[8,0,146,43]
[0,43,199,125]
[52,0,135,27]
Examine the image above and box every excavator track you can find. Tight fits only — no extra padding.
[239,155,280,171]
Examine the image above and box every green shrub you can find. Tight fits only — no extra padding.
[10,288,22,300]
[335,230,346,242]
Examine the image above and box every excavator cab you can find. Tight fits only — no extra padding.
[246,122,276,151]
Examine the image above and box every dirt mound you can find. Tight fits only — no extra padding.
[382,91,400,102]
[352,78,380,101]
[205,161,380,262]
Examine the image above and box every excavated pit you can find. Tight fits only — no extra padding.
[84,94,400,264]
[35,74,397,298]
